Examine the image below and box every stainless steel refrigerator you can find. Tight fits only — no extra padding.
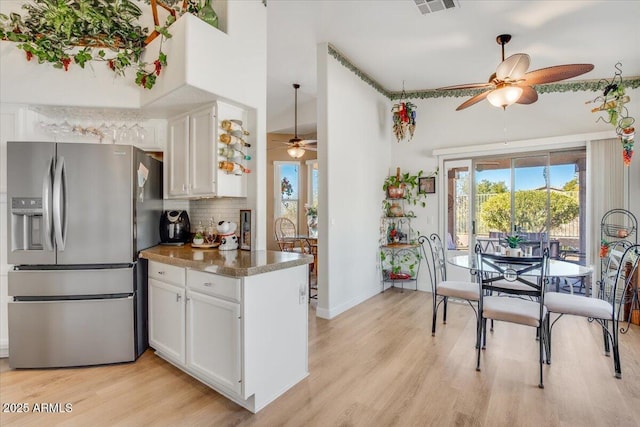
[6,141,162,368]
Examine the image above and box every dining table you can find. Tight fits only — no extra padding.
[448,254,593,293]
[280,235,318,272]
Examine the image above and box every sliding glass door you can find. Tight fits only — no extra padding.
[447,149,586,260]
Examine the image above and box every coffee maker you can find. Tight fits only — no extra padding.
[159,210,190,245]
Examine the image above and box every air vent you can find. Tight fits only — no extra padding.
[413,0,459,15]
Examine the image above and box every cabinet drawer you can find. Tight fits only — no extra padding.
[187,270,240,302]
[149,261,185,286]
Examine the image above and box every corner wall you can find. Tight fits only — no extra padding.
[316,43,391,319]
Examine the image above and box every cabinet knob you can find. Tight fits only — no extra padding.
[158,271,165,275]
[203,282,212,287]
[176,293,182,302]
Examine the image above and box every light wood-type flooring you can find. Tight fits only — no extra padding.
[1,290,639,426]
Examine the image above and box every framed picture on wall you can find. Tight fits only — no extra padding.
[419,176,436,194]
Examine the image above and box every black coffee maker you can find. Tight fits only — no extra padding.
[159,210,191,245]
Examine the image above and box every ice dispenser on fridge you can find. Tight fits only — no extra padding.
[10,197,45,252]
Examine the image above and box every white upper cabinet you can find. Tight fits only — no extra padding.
[165,101,248,199]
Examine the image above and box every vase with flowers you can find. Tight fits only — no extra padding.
[305,204,318,238]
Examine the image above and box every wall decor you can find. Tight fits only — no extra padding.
[588,62,636,165]
[419,176,436,194]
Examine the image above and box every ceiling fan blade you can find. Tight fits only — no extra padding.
[515,85,538,104]
[496,53,530,81]
[437,82,494,91]
[523,64,594,85]
[299,140,317,146]
[456,90,491,111]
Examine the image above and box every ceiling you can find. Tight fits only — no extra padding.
[266,0,640,134]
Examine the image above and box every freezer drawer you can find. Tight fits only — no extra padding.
[9,267,133,297]
[8,297,135,368]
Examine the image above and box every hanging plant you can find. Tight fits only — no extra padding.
[392,101,417,142]
[391,82,417,143]
[589,63,636,165]
[0,0,175,90]
[281,177,294,198]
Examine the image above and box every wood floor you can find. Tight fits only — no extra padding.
[1,290,639,426]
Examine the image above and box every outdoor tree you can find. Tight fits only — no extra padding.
[477,179,508,194]
[563,177,579,191]
[481,190,579,232]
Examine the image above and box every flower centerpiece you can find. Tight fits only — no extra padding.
[305,204,318,238]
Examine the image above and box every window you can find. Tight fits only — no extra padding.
[274,161,300,230]
[306,160,318,207]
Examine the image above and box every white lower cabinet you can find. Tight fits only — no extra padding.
[187,289,241,394]
[148,278,186,365]
[146,259,309,413]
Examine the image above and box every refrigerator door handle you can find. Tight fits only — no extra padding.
[42,157,54,251]
[53,156,68,250]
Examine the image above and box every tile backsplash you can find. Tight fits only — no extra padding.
[163,198,250,230]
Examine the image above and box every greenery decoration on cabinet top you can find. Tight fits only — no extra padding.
[0,0,221,90]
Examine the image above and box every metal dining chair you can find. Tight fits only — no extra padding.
[421,234,479,337]
[476,247,550,388]
[544,242,638,379]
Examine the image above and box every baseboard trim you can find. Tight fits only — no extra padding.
[316,286,381,320]
[0,340,8,358]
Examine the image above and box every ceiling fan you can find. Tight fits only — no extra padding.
[273,83,317,158]
[437,34,594,111]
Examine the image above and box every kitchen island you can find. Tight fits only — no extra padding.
[139,246,312,413]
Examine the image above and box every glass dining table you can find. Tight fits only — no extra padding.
[448,254,593,280]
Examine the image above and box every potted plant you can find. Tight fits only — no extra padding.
[504,234,523,257]
[382,167,434,216]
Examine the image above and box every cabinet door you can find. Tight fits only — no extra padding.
[167,115,190,197]
[187,290,241,394]
[148,278,186,364]
[190,106,217,196]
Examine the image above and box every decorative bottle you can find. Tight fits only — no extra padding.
[221,120,250,135]
[219,133,251,147]
[198,0,219,29]
[219,161,251,175]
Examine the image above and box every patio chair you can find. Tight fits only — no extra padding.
[421,234,479,338]
[476,247,550,388]
[544,242,639,379]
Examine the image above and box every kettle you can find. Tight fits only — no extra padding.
[159,210,191,245]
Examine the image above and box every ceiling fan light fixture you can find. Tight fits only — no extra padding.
[287,146,305,158]
[487,85,523,109]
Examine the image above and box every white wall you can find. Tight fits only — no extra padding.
[316,44,391,319]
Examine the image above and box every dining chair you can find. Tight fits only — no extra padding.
[476,248,550,388]
[544,242,638,379]
[421,234,479,337]
[274,217,308,253]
